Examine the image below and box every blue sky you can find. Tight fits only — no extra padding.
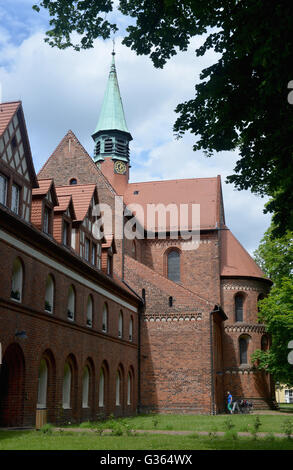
[0,1,271,254]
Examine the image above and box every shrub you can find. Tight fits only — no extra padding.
[152,414,159,429]
[281,418,293,439]
[224,417,235,431]
[80,421,92,429]
[40,423,53,434]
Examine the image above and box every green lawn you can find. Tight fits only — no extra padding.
[75,412,293,434]
[0,430,293,450]
[1,412,293,450]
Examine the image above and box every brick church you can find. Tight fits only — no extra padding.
[0,51,275,428]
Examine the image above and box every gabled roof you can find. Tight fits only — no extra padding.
[54,194,76,220]
[102,233,117,254]
[0,101,20,136]
[220,228,270,281]
[123,176,223,232]
[55,184,97,222]
[0,101,38,188]
[32,178,59,206]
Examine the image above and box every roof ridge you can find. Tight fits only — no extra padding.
[128,176,219,185]
[0,100,22,106]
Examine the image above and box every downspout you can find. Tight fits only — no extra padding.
[122,214,125,281]
[210,305,220,415]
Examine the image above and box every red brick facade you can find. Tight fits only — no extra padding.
[0,99,275,428]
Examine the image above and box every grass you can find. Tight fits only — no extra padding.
[278,403,293,413]
[1,430,293,450]
[71,412,293,434]
[1,412,293,450]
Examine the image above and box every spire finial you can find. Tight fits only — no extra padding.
[112,37,115,56]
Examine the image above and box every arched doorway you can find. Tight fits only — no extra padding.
[0,343,25,427]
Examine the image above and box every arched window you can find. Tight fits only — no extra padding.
[45,274,54,313]
[99,369,105,407]
[86,295,93,327]
[11,257,23,302]
[37,359,48,409]
[235,294,244,322]
[102,303,108,332]
[116,371,121,406]
[67,285,75,321]
[167,250,180,283]
[127,372,132,405]
[239,336,249,364]
[69,178,77,185]
[129,317,133,342]
[62,362,72,409]
[118,311,123,338]
[82,366,90,408]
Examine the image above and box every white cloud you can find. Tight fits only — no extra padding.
[0,18,271,254]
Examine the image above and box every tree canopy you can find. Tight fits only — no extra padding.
[253,227,293,386]
[32,0,293,236]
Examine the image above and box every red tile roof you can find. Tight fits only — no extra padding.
[55,184,97,222]
[123,176,222,231]
[32,179,54,196]
[54,194,72,212]
[221,228,269,280]
[0,101,21,136]
[102,233,117,253]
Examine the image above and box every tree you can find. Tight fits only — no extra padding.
[32,1,293,236]
[253,227,293,386]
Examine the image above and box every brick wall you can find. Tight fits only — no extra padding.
[220,277,274,408]
[0,217,139,427]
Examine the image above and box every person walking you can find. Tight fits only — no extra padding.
[227,391,233,414]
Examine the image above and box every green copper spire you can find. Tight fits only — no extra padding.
[94,52,130,136]
[92,51,132,164]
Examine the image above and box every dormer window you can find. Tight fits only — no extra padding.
[43,206,51,234]
[91,243,96,265]
[11,183,20,215]
[0,173,8,206]
[85,238,90,261]
[107,252,113,276]
[63,220,70,246]
[97,243,101,269]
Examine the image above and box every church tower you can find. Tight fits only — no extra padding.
[92,50,132,194]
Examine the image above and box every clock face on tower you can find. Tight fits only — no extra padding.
[114,160,127,175]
